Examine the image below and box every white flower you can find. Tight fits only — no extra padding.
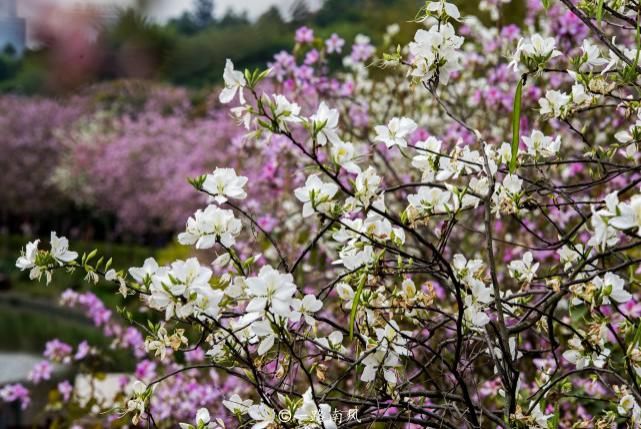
[522,130,561,158]
[331,140,360,174]
[129,257,165,283]
[408,23,464,85]
[202,168,248,204]
[291,294,323,325]
[50,232,78,265]
[336,282,355,309]
[464,295,490,328]
[16,239,39,271]
[425,1,460,20]
[178,205,242,249]
[508,252,539,284]
[529,402,553,428]
[539,90,570,118]
[522,34,562,59]
[571,83,590,105]
[502,174,522,195]
[245,265,297,317]
[248,403,276,429]
[219,59,246,104]
[610,195,641,234]
[361,349,401,384]
[149,258,212,320]
[294,388,337,429]
[350,166,381,208]
[294,175,339,217]
[600,272,632,304]
[249,318,277,356]
[309,102,341,146]
[196,408,210,426]
[375,320,410,356]
[407,186,452,214]
[557,245,583,270]
[562,336,610,369]
[337,244,374,270]
[580,40,608,71]
[411,137,442,181]
[223,394,252,415]
[268,94,301,125]
[618,394,641,419]
[374,117,417,149]
[126,380,147,424]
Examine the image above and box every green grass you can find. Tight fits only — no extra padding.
[0,304,135,370]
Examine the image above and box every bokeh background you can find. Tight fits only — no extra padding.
[0,0,526,426]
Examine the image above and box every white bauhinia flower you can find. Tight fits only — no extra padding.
[16,239,39,271]
[350,166,381,208]
[335,282,355,309]
[291,294,323,325]
[149,258,212,320]
[508,251,539,284]
[580,40,608,71]
[294,388,338,429]
[202,168,248,204]
[223,394,253,415]
[411,137,442,180]
[464,295,490,328]
[600,272,632,304]
[522,130,561,158]
[425,1,460,20]
[309,101,341,146]
[618,394,641,420]
[539,90,570,118]
[408,23,464,85]
[562,335,610,369]
[374,117,417,149]
[407,186,452,214]
[331,140,361,173]
[610,195,641,234]
[245,265,297,317]
[361,349,401,384]
[502,174,523,195]
[522,34,562,59]
[219,59,246,104]
[529,402,553,429]
[249,319,277,356]
[247,403,276,429]
[294,174,339,217]
[269,94,301,125]
[557,245,583,270]
[50,232,78,265]
[129,257,165,283]
[571,83,590,105]
[178,205,242,249]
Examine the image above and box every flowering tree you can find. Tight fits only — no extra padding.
[10,0,641,428]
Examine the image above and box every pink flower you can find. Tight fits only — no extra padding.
[325,33,345,54]
[0,384,31,409]
[57,380,73,402]
[29,360,53,384]
[295,26,314,44]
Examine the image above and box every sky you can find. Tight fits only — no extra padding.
[15,0,321,21]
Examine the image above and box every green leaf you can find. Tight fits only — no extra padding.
[596,0,605,23]
[541,0,552,9]
[349,273,367,339]
[509,78,524,173]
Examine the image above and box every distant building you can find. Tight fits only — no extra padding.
[0,0,26,56]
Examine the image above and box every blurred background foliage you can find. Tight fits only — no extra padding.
[0,0,526,93]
